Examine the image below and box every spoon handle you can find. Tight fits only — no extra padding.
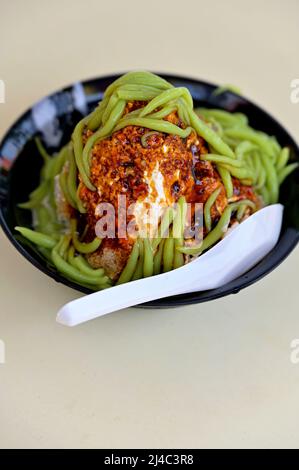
[56,274,184,326]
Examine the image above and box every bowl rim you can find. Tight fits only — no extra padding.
[0,72,299,307]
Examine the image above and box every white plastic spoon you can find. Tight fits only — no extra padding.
[56,204,283,326]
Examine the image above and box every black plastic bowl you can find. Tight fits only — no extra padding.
[0,73,299,308]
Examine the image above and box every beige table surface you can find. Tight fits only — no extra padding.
[0,0,299,449]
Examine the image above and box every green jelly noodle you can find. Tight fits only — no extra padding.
[15,71,298,289]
